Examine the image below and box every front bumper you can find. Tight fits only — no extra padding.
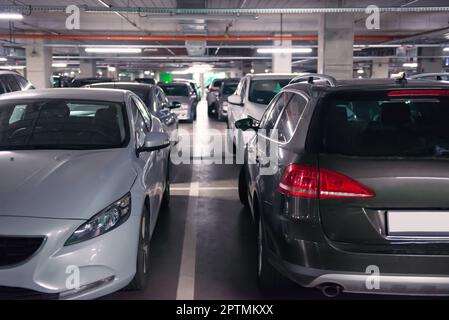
[0,215,140,300]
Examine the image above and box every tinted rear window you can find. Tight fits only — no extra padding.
[321,91,449,157]
[160,85,189,97]
[222,82,238,95]
[248,79,292,105]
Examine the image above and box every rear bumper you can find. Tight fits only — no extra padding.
[267,250,449,296]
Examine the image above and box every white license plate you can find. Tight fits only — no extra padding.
[387,211,449,236]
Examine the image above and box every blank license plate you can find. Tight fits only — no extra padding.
[387,211,449,236]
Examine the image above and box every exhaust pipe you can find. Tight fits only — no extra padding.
[317,283,343,298]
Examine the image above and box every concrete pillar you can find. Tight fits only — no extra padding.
[371,58,390,78]
[418,47,443,74]
[252,62,266,74]
[80,60,96,77]
[318,12,354,79]
[272,35,292,73]
[25,40,52,88]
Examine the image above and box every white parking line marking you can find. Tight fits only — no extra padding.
[176,168,199,300]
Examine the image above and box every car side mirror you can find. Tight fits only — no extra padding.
[235,118,259,131]
[169,101,181,109]
[136,132,170,155]
[228,94,243,106]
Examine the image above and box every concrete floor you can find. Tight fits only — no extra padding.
[105,100,434,300]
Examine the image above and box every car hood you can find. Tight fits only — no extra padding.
[0,149,137,220]
[245,100,268,121]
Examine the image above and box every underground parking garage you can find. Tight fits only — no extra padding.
[1,0,449,312]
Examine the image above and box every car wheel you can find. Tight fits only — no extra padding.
[161,161,170,209]
[238,166,249,208]
[257,217,292,292]
[127,206,151,291]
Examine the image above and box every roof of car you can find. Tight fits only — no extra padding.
[0,88,128,102]
[246,73,298,80]
[409,73,449,78]
[159,81,190,86]
[285,78,449,92]
[89,82,153,90]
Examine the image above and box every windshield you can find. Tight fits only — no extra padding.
[0,99,128,151]
[160,85,189,97]
[222,82,238,95]
[321,91,449,157]
[248,79,292,105]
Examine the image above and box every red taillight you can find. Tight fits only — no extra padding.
[388,90,449,97]
[278,165,375,199]
[209,87,220,92]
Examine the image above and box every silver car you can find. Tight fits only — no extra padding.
[159,82,198,123]
[0,88,170,299]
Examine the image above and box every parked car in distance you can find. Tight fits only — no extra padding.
[173,79,202,102]
[206,78,224,109]
[0,71,34,93]
[87,82,179,145]
[159,82,198,123]
[237,74,449,297]
[227,73,296,144]
[409,73,449,83]
[0,88,171,299]
[208,78,240,121]
[70,77,114,87]
[135,78,156,85]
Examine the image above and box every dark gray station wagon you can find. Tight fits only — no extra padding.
[237,74,449,297]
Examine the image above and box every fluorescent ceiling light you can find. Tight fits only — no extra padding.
[0,65,25,70]
[0,13,23,20]
[144,70,151,75]
[357,69,364,74]
[403,62,418,68]
[250,68,255,73]
[108,66,117,72]
[443,47,449,52]
[257,47,312,54]
[85,47,142,54]
[52,63,68,68]
[0,57,7,62]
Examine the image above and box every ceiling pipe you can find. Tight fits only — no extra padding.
[1,5,449,14]
[0,34,401,41]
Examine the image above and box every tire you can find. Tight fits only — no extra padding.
[238,166,249,208]
[257,217,292,291]
[161,161,170,209]
[127,206,151,291]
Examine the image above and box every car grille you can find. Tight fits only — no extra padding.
[0,236,45,267]
[0,286,58,300]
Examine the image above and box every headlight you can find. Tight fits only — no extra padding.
[65,193,131,246]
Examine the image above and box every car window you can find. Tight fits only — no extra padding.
[275,93,308,142]
[4,75,22,92]
[0,99,127,150]
[321,91,449,157]
[0,79,7,94]
[222,82,238,95]
[248,79,292,105]
[212,80,223,88]
[160,84,189,97]
[130,98,150,148]
[15,75,30,89]
[260,92,293,131]
[132,96,151,130]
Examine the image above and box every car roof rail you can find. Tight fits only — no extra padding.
[289,73,337,87]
